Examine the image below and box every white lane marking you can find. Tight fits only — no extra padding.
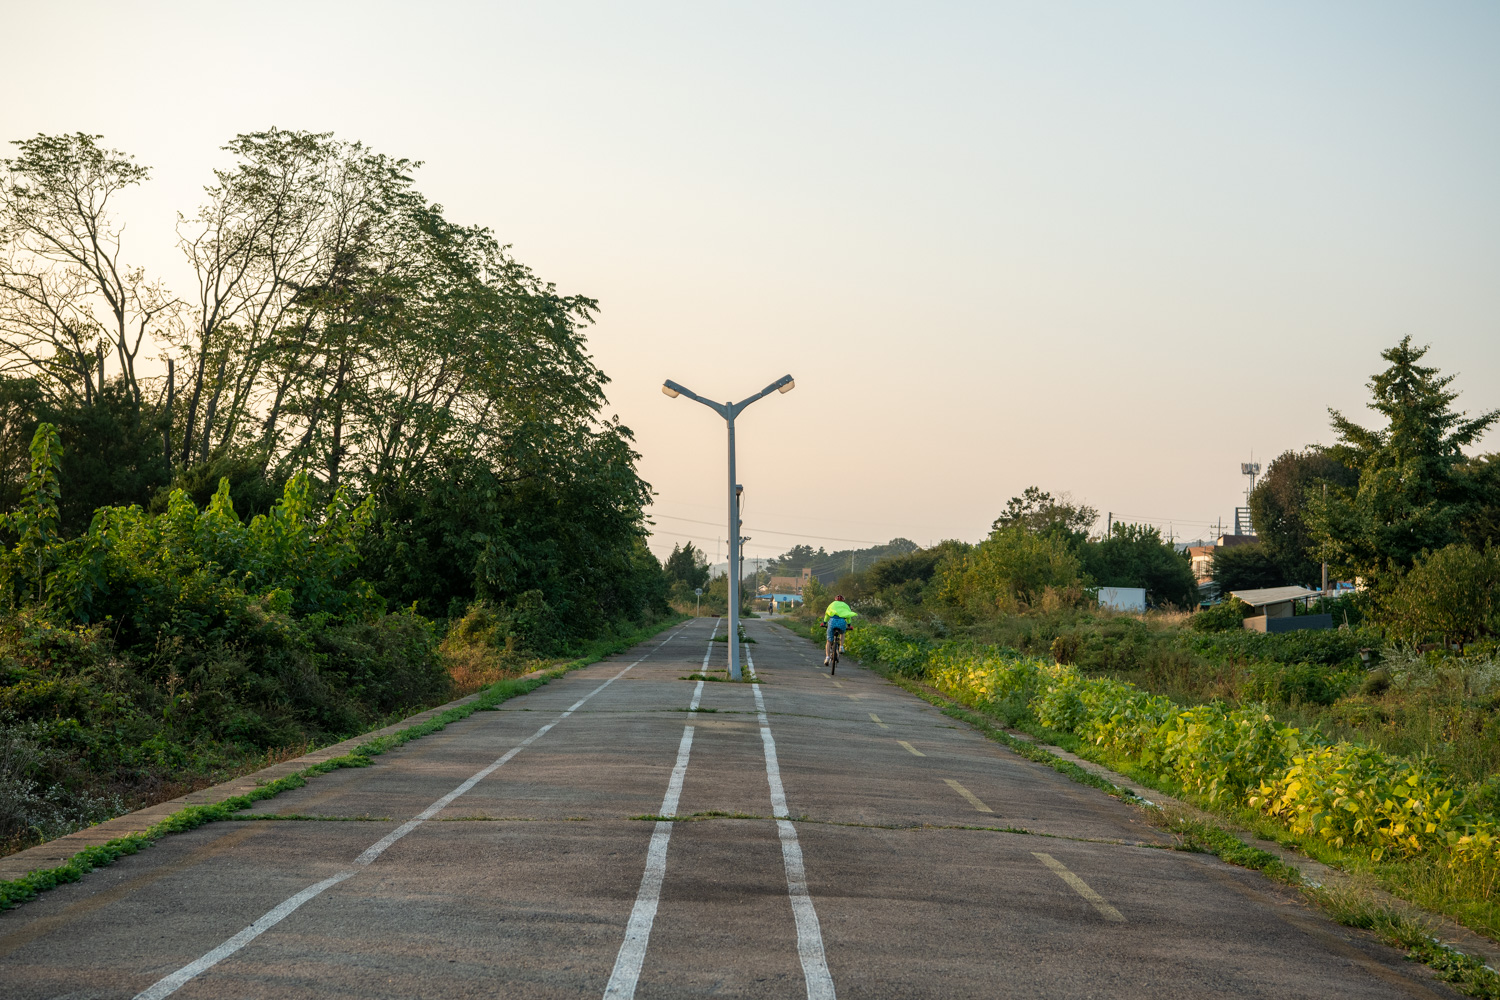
[701,617,720,671]
[748,641,837,1000]
[1033,853,1126,922]
[132,623,696,1000]
[133,871,355,1000]
[604,620,719,999]
[944,778,994,813]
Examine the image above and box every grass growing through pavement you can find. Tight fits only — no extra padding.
[0,617,684,912]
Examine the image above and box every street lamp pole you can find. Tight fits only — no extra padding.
[662,374,794,680]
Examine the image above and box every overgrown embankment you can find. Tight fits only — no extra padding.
[0,425,674,859]
[835,619,1500,942]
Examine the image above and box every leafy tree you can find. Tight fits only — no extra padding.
[1082,523,1198,608]
[0,129,667,648]
[864,540,970,608]
[1306,337,1498,580]
[0,133,176,409]
[1248,449,1357,586]
[1211,542,1285,595]
[1380,543,1498,650]
[937,526,1085,615]
[992,486,1098,543]
[1462,452,1500,549]
[664,541,710,590]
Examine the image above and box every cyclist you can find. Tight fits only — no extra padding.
[821,595,858,670]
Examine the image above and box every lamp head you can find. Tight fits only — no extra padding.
[661,383,680,398]
[777,378,795,394]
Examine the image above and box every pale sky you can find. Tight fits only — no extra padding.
[4,1,1498,562]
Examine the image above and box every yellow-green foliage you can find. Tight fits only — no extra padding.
[1250,745,1467,861]
[934,526,1086,615]
[846,623,1499,865]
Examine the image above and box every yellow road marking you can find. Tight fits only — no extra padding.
[897,740,925,756]
[869,713,888,729]
[944,778,993,813]
[1032,853,1125,922]
[831,681,844,688]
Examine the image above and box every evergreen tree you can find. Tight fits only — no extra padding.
[1307,337,1498,580]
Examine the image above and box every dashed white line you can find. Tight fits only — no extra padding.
[1034,852,1126,922]
[944,778,993,813]
[603,725,697,999]
[131,622,698,1000]
[746,639,838,1000]
[602,619,721,999]
[701,617,720,671]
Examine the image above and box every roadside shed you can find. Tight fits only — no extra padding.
[1230,586,1331,633]
[1231,586,1319,618]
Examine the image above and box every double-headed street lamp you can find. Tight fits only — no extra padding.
[662,374,794,680]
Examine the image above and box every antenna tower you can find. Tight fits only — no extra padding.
[1235,457,1261,536]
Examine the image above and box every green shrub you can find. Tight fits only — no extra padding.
[1191,596,1251,632]
[1382,543,1500,650]
[934,526,1086,615]
[1242,661,1361,706]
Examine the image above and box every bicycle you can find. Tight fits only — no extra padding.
[825,626,845,674]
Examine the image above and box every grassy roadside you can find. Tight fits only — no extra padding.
[779,620,1500,999]
[0,615,685,912]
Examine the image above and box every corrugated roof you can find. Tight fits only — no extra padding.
[1230,586,1320,606]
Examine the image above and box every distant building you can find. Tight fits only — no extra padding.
[1186,545,1216,584]
[766,567,813,595]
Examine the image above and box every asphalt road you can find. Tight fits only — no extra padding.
[0,617,1463,998]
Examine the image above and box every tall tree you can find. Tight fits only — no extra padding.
[664,542,710,590]
[0,134,177,407]
[992,486,1098,543]
[1306,337,1498,580]
[1248,449,1357,586]
[1082,522,1198,608]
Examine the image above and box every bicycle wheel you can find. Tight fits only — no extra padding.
[830,634,839,674]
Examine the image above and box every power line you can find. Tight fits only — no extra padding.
[648,503,947,536]
[649,513,884,545]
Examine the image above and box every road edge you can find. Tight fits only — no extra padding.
[774,619,1500,998]
[0,615,687,911]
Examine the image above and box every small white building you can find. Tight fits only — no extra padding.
[1098,587,1147,612]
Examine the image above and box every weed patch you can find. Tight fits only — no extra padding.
[0,617,681,911]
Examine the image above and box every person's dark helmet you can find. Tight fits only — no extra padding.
[835,594,844,601]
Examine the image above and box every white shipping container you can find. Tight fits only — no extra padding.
[1097,587,1147,612]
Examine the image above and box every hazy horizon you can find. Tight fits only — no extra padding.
[4,1,1496,562]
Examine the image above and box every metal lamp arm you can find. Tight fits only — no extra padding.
[730,374,795,417]
[663,380,729,418]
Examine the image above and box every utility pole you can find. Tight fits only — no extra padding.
[1321,484,1329,597]
[662,375,794,680]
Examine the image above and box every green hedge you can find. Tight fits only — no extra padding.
[845,623,1494,864]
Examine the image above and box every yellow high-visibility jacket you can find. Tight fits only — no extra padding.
[822,601,857,623]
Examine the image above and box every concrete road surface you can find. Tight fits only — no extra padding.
[1,618,1462,998]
